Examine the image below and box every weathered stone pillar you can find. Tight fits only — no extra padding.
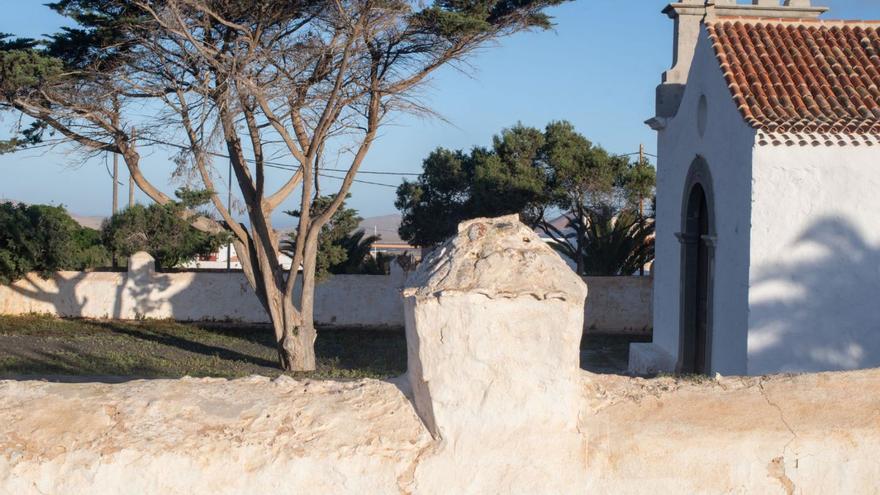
[404,215,588,494]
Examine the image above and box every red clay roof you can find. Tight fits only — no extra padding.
[706,17,880,143]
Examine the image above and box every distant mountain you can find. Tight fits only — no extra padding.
[358,214,404,244]
[70,214,106,230]
[274,213,408,245]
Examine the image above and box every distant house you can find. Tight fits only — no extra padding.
[184,214,421,270]
[358,214,421,257]
[634,0,880,375]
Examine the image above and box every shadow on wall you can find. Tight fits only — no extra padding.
[3,254,223,321]
[749,217,880,373]
[6,271,93,317]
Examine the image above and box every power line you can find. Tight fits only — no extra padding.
[10,135,655,189]
[262,162,399,188]
[322,167,419,176]
[136,137,409,188]
[318,172,399,189]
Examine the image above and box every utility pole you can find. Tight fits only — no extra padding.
[226,160,232,271]
[129,127,136,208]
[638,143,645,219]
[111,152,119,269]
[638,143,646,277]
[112,153,119,214]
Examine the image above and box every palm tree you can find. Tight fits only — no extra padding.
[331,229,382,275]
[580,205,654,276]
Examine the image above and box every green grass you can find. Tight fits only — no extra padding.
[0,314,407,380]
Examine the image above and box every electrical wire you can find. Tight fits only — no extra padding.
[9,134,654,189]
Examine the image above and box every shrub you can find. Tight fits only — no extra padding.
[101,191,229,270]
[0,202,109,284]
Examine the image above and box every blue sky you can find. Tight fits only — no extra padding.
[3,0,880,225]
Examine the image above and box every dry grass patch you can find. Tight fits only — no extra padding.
[0,315,406,380]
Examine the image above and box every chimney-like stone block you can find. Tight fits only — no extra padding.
[403,215,589,493]
[128,251,156,274]
[403,215,587,438]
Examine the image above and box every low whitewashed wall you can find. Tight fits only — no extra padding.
[582,276,652,334]
[0,253,406,328]
[1,370,877,494]
[0,254,653,333]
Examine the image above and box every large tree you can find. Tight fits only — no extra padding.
[396,123,551,246]
[0,0,565,370]
[396,120,656,274]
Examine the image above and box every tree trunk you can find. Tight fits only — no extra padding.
[237,233,317,372]
[277,318,316,372]
[281,234,320,371]
[263,285,316,372]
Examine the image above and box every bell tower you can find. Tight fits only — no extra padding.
[650,0,827,127]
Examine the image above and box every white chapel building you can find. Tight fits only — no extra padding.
[631,0,880,375]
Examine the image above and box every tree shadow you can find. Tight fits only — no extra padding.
[0,343,175,383]
[1,253,408,379]
[6,271,93,317]
[89,320,279,368]
[749,216,880,373]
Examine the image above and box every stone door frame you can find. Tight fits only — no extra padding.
[675,156,717,374]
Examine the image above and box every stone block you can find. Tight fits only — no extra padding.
[629,342,676,375]
[402,215,589,494]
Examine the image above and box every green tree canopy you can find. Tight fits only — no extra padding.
[396,123,552,246]
[396,120,657,275]
[0,202,109,284]
[101,191,229,270]
[282,194,382,281]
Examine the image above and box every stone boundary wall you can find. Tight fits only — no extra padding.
[0,253,407,328]
[1,370,877,494]
[0,254,653,332]
[582,276,652,334]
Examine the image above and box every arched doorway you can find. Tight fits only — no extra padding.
[678,159,715,375]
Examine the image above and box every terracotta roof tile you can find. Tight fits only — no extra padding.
[706,18,880,143]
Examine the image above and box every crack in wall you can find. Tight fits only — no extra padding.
[758,379,798,456]
[759,379,798,495]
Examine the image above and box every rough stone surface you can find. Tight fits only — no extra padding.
[581,369,880,494]
[403,215,589,494]
[2,214,878,493]
[0,376,432,495]
[2,370,879,494]
[405,215,587,302]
